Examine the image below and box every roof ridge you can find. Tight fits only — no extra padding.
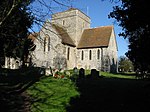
[84,25,113,30]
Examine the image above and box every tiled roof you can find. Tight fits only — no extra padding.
[77,26,113,49]
[52,24,76,47]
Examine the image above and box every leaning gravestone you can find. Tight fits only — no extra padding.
[91,69,99,78]
[79,68,85,78]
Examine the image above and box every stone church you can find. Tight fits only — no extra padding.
[2,8,118,73]
[29,8,118,72]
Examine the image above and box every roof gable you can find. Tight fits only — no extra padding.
[52,24,76,47]
[77,26,113,49]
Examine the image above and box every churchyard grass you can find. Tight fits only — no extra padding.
[73,69,136,79]
[26,69,135,112]
[27,76,79,112]
[101,72,136,79]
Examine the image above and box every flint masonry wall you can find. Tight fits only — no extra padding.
[51,9,90,69]
[51,9,90,46]
[32,8,118,72]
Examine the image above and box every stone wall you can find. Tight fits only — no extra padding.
[32,9,118,72]
[4,57,21,69]
[32,21,66,69]
[77,48,102,70]
[76,10,90,45]
[51,9,91,69]
[101,28,118,72]
[76,28,118,72]
[66,46,76,69]
[51,9,90,46]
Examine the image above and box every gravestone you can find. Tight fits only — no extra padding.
[73,67,78,75]
[73,67,78,79]
[79,68,85,78]
[39,67,45,75]
[91,69,99,78]
[45,68,50,76]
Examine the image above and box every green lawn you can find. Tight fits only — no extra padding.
[27,76,79,112]
[0,68,138,112]
[101,72,136,79]
[79,69,136,79]
[27,69,136,112]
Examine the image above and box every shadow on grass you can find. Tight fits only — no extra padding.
[0,67,44,112]
[66,76,150,112]
[117,72,136,76]
[26,76,79,112]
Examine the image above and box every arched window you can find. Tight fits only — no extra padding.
[89,50,92,60]
[44,35,50,52]
[48,37,50,51]
[44,37,46,52]
[63,20,65,25]
[97,49,100,59]
[67,47,70,60]
[81,50,84,60]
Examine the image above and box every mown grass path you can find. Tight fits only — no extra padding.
[67,78,150,112]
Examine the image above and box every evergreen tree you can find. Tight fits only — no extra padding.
[109,0,150,72]
[118,56,134,72]
[0,0,34,66]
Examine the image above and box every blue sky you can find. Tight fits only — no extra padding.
[31,0,128,57]
[72,0,128,57]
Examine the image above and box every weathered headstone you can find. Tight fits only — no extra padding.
[73,67,78,75]
[79,68,85,78]
[39,67,45,75]
[73,67,78,79]
[45,67,52,76]
[91,69,99,78]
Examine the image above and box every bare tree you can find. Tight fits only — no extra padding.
[29,0,74,32]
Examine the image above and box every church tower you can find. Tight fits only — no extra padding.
[51,8,91,46]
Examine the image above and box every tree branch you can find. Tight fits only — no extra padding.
[0,0,17,26]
